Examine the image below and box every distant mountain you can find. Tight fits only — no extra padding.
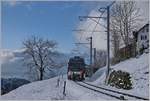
[1,78,30,95]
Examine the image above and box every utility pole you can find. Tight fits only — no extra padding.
[75,36,93,65]
[98,1,115,84]
[89,37,93,65]
[93,48,96,65]
[78,1,115,79]
[86,36,93,75]
[106,6,110,84]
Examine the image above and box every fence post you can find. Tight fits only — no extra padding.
[120,96,125,100]
[56,78,60,87]
[63,81,66,96]
[62,74,63,79]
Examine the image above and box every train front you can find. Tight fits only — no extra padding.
[67,56,86,81]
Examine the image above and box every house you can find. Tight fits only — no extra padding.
[133,23,149,54]
[111,23,149,65]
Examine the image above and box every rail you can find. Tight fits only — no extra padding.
[75,81,126,100]
[82,81,149,100]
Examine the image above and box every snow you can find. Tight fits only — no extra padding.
[65,80,119,100]
[88,53,149,98]
[1,76,65,100]
[1,76,119,100]
[1,53,149,100]
[110,53,149,98]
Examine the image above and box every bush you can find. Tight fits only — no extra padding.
[108,70,132,90]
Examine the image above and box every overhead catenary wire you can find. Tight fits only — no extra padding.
[77,1,116,79]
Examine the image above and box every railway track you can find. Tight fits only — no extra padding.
[82,81,149,100]
[75,81,125,100]
[75,81,149,100]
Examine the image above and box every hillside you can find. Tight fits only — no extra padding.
[1,76,123,100]
[89,53,149,98]
[1,53,149,100]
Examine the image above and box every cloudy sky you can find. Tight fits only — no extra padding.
[75,0,149,57]
[1,1,149,54]
[1,1,109,53]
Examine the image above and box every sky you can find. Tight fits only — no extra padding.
[1,1,109,53]
[75,0,149,57]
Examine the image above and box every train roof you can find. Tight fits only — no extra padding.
[69,56,85,63]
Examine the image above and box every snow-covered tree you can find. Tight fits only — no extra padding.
[23,36,62,80]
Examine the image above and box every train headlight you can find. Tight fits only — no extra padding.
[68,71,72,75]
[80,70,83,74]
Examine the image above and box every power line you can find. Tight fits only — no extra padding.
[75,36,93,66]
[91,9,106,35]
[72,29,106,32]
[77,1,116,82]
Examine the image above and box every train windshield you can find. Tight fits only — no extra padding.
[68,56,86,71]
[68,61,85,71]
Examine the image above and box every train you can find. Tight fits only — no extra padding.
[67,56,86,81]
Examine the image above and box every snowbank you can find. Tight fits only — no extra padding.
[1,77,65,100]
[87,66,107,85]
[1,76,116,100]
[89,53,149,98]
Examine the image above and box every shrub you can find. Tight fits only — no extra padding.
[108,70,132,90]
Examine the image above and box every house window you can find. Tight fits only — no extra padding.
[145,35,147,40]
[146,27,149,32]
[141,35,147,40]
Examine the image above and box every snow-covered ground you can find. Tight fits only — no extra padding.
[1,53,149,100]
[1,76,65,100]
[89,53,149,98]
[0,76,121,100]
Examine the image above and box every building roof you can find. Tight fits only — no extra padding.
[138,23,149,33]
[133,23,149,41]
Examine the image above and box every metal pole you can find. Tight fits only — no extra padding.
[63,81,66,96]
[106,6,110,83]
[94,48,96,64]
[90,37,92,65]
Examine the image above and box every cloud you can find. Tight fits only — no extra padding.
[4,1,33,11]
[74,9,109,52]
[25,3,32,10]
[74,1,149,58]
[136,1,149,27]
[5,0,21,7]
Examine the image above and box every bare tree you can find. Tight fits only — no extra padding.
[94,50,106,69]
[110,1,141,58]
[110,22,120,62]
[23,36,60,80]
